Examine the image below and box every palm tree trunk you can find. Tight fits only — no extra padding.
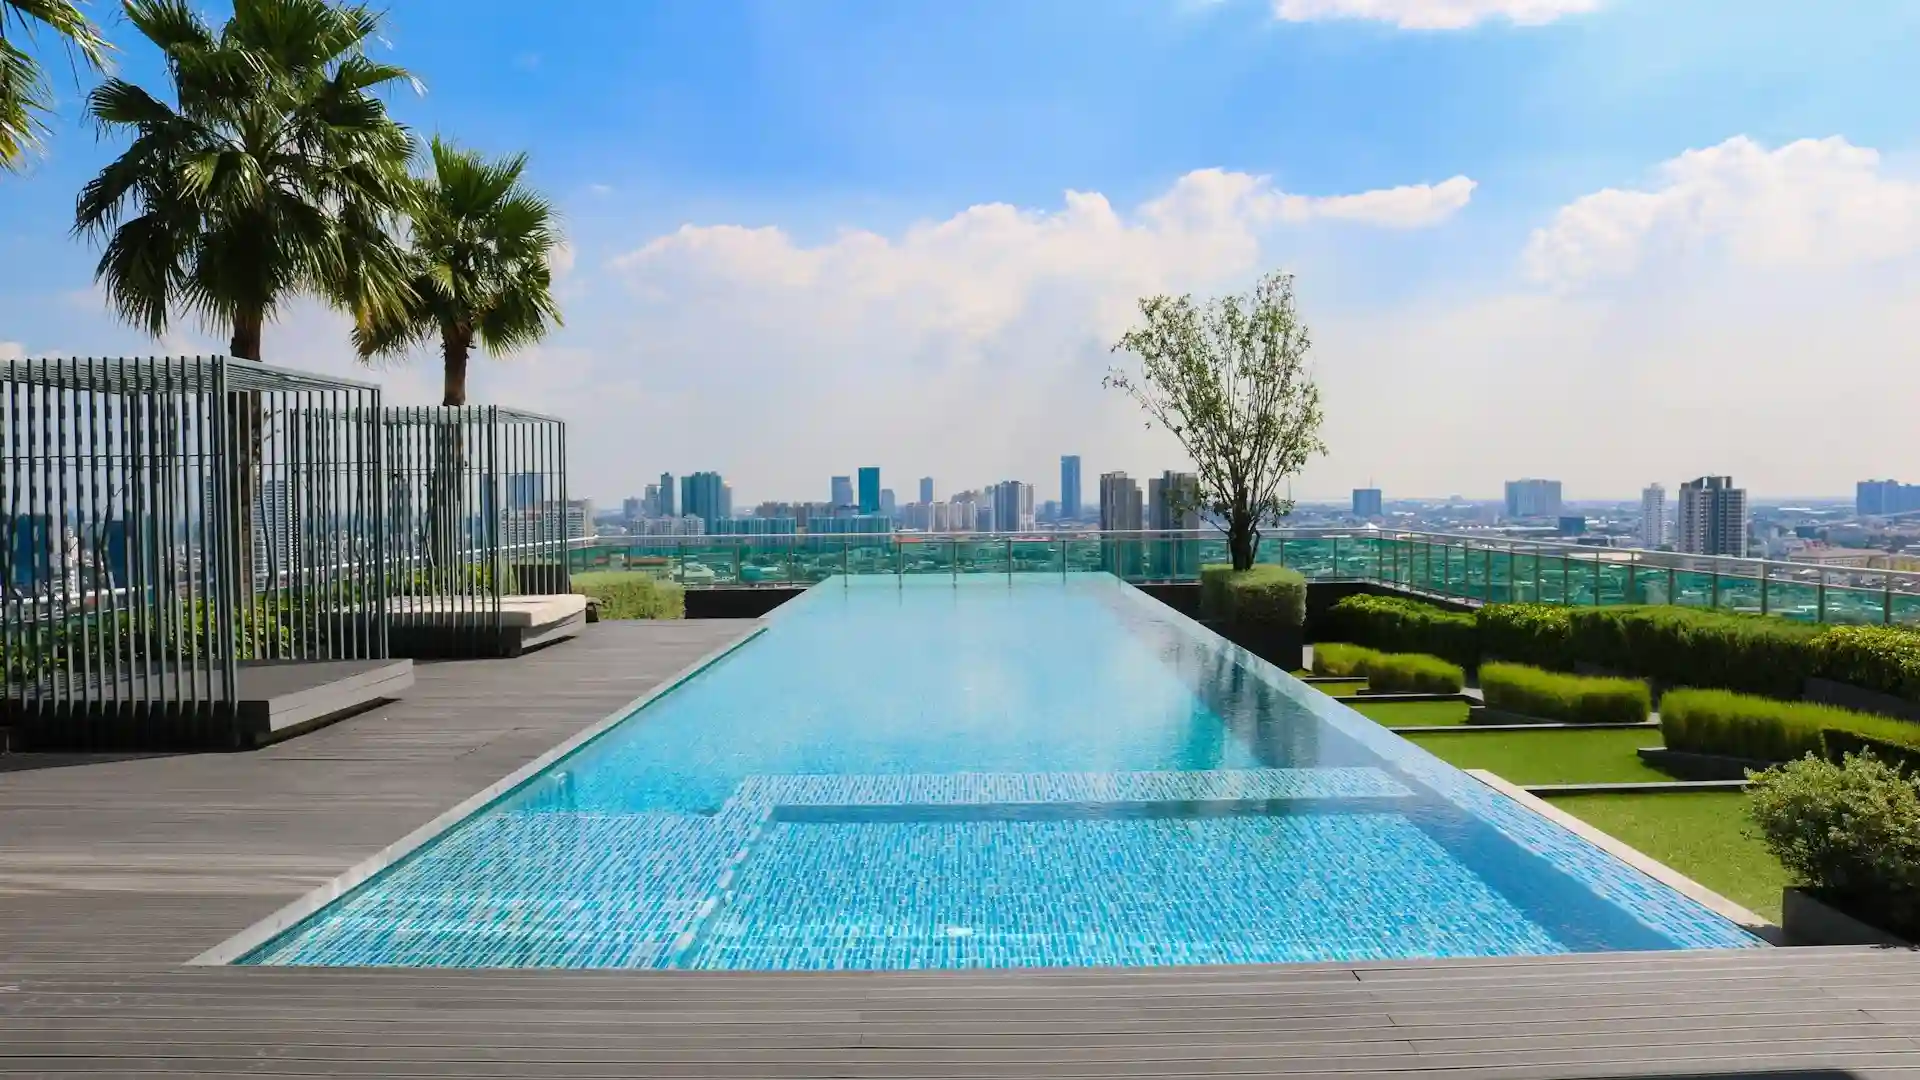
[442,326,471,407]
[427,326,475,594]
[226,310,266,655]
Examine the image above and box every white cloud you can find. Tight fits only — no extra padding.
[1272,0,1600,30]
[0,341,22,361]
[1525,136,1920,285]
[592,168,1472,503]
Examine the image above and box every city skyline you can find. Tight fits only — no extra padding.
[2,4,1915,505]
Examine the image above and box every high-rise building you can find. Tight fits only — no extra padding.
[1352,488,1383,519]
[990,481,1035,533]
[657,473,675,518]
[1099,472,1144,532]
[1857,480,1920,517]
[565,499,593,539]
[1504,478,1563,519]
[879,488,896,517]
[1149,471,1201,578]
[714,516,796,535]
[831,475,853,509]
[808,515,892,535]
[1639,484,1667,548]
[947,491,981,533]
[631,514,704,536]
[507,472,544,512]
[857,467,881,514]
[1676,476,1748,557]
[622,496,645,524]
[1060,456,1082,522]
[679,472,727,530]
[1099,472,1145,577]
[918,477,935,504]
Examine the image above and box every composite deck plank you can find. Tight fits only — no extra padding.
[5,617,1920,1076]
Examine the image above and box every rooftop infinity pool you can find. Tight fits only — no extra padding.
[240,574,1761,970]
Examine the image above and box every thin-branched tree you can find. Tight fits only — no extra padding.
[1107,271,1327,572]
[1,0,110,171]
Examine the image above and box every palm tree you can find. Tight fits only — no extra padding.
[74,0,418,361]
[354,136,564,405]
[1,0,110,171]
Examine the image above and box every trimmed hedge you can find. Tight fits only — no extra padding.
[1810,625,1920,704]
[1566,606,1823,700]
[1323,594,1477,668]
[1199,564,1236,622]
[572,573,686,620]
[1660,688,1920,765]
[1311,642,1464,694]
[1479,662,1650,725]
[1477,604,1575,671]
[1224,565,1307,631]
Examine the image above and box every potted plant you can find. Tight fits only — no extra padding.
[1747,753,1920,946]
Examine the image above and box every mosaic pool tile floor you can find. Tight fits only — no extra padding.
[242,576,1764,970]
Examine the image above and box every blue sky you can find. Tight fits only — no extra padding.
[5,0,1920,503]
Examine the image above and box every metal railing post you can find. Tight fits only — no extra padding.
[1760,562,1770,616]
[1817,569,1828,623]
[1711,568,1721,611]
[1885,573,1894,624]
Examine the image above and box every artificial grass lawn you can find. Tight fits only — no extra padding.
[1347,699,1470,727]
[1547,791,1789,922]
[1402,726,1671,785]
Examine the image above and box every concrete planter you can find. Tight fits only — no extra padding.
[1782,887,1910,947]
[1637,746,1773,781]
[1804,677,1920,724]
[1230,625,1305,671]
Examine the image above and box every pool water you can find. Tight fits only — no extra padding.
[244,575,1761,970]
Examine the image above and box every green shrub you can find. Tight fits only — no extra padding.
[1477,604,1576,671]
[1364,651,1466,694]
[1748,753,1920,935]
[1310,643,1462,693]
[1324,594,1477,668]
[1566,606,1822,699]
[1658,688,1920,764]
[1479,662,1650,724]
[1199,564,1235,621]
[1224,565,1306,630]
[572,573,685,619]
[1311,642,1380,679]
[1810,624,1920,704]
[1822,728,1920,774]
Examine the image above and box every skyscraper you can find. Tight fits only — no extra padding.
[680,472,727,530]
[879,488,896,517]
[1676,476,1748,557]
[1352,488,1383,519]
[990,481,1035,532]
[1099,472,1145,577]
[918,476,934,504]
[507,472,544,512]
[1060,455,1082,522]
[1149,471,1201,578]
[622,495,645,524]
[1639,484,1667,548]
[658,472,675,517]
[1503,478,1563,519]
[858,467,880,514]
[830,475,853,509]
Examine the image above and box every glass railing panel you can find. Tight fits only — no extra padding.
[1716,572,1764,615]
[1281,538,1335,578]
[953,537,1008,576]
[1669,569,1715,609]
[1824,583,1886,625]
[1337,537,1377,580]
[1011,539,1064,575]
[898,538,953,576]
[1892,591,1920,627]
[1765,567,1821,622]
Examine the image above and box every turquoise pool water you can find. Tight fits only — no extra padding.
[245,575,1761,969]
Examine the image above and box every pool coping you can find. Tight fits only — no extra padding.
[1464,768,1782,943]
[186,621,771,967]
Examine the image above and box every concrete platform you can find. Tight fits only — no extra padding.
[386,593,588,658]
[2,659,414,751]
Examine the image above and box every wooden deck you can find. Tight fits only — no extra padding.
[4,618,1920,1078]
